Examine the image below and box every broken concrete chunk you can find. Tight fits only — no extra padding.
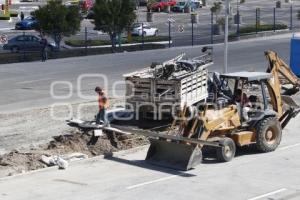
[56,157,68,170]
[65,153,88,162]
[40,155,68,169]
[40,155,56,166]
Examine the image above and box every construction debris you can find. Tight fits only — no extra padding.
[40,155,69,169]
[0,132,148,177]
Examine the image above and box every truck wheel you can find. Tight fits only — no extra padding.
[255,117,282,152]
[216,137,236,162]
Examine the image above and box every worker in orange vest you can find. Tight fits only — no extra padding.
[95,86,109,125]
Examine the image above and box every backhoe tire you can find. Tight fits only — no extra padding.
[216,138,236,162]
[255,117,282,153]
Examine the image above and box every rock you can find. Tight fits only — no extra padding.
[56,157,68,170]
[65,153,88,162]
[40,155,56,166]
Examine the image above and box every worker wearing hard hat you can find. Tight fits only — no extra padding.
[95,86,109,125]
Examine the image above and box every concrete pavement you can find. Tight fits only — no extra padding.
[0,115,300,200]
[0,33,294,113]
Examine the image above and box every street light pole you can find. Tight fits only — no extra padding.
[236,0,240,38]
[290,0,293,31]
[224,0,230,73]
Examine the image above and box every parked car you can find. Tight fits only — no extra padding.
[193,0,203,8]
[171,1,187,12]
[15,16,38,30]
[3,35,56,53]
[139,0,148,6]
[86,10,95,19]
[65,0,93,11]
[147,0,177,12]
[172,0,202,12]
[131,23,158,36]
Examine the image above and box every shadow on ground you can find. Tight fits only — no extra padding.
[202,145,262,164]
[104,154,197,177]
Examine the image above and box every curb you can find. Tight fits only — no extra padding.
[66,40,172,49]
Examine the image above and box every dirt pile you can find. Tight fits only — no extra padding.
[46,133,148,157]
[0,132,149,177]
[0,150,46,176]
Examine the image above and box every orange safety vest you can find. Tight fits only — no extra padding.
[98,94,109,109]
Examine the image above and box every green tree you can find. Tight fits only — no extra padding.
[93,0,136,50]
[33,0,81,50]
[210,0,246,21]
[210,1,223,21]
[211,0,245,25]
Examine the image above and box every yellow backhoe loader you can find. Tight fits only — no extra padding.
[145,51,300,170]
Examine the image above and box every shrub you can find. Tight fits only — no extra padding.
[241,24,287,34]
[230,23,288,37]
[0,16,10,20]
[10,11,18,17]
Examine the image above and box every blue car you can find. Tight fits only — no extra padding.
[15,16,38,30]
[3,35,57,53]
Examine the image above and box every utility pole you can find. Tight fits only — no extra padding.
[236,0,240,38]
[211,10,214,45]
[168,20,171,48]
[290,0,293,31]
[224,0,230,73]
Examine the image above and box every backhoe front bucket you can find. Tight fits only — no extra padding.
[145,138,203,171]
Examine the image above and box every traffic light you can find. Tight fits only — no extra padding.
[8,0,11,6]
[1,4,4,10]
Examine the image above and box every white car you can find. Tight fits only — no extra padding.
[132,23,158,37]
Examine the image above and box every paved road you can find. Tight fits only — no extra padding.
[0,114,299,200]
[0,33,294,113]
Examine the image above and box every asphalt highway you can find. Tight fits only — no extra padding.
[0,33,294,112]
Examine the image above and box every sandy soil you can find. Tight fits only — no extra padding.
[0,99,150,178]
[0,100,122,154]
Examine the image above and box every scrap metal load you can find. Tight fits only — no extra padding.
[124,51,213,119]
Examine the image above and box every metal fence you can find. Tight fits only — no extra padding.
[72,4,300,49]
